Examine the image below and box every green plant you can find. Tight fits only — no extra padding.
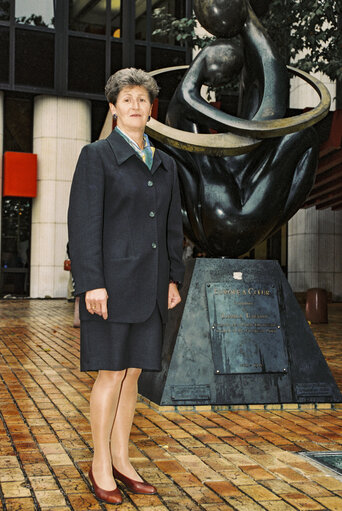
[262,0,342,81]
[152,1,342,81]
[15,14,52,27]
[152,7,214,49]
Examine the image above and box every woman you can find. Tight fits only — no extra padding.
[68,68,184,505]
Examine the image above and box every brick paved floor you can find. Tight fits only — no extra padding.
[1,300,342,511]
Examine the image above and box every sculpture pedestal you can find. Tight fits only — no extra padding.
[138,259,342,406]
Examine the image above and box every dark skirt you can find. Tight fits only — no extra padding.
[80,303,164,372]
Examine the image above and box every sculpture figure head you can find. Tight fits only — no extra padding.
[202,40,244,88]
[193,0,248,38]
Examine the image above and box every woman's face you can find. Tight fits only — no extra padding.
[110,85,152,133]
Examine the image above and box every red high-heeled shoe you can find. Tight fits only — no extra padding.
[89,468,123,504]
[113,465,157,494]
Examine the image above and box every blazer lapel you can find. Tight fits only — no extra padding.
[150,150,162,175]
[106,129,168,175]
[106,129,137,165]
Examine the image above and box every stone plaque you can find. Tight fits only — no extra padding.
[171,384,211,401]
[206,282,288,375]
[295,383,332,399]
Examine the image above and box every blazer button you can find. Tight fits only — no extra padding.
[147,180,153,187]
[149,211,155,218]
[151,242,157,249]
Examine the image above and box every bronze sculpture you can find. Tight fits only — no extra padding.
[145,0,330,257]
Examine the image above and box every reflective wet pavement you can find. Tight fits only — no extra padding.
[1,299,342,510]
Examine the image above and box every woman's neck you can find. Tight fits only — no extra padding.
[117,125,144,149]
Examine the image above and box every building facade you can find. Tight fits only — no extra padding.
[0,0,341,300]
[0,0,192,297]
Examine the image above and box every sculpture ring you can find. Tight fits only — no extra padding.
[146,65,331,156]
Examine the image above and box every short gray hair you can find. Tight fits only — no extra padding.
[105,68,159,104]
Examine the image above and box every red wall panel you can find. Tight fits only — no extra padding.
[3,152,37,198]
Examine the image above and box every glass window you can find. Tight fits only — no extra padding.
[151,66,186,121]
[0,27,9,83]
[15,29,54,88]
[152,0,186,44]
[111,40,122,73]
[111,0,121,37]
[69,0,106,34]
[135,44,146,69]
[92,100,110,141]
[1,198,32,297]
[15,0,55,28]
[135,0,147,40]
[1,95,33,296]
[0,0,10,21]
[69,36,106,94]
[4,96,33,153]
[151,48,186,70]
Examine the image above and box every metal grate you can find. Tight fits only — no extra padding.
[300,451,342,477]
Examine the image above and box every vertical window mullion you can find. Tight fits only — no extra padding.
[122,0,135,67]
[105,0,111,79]
[9,0,15,87]
[186,0,192,18]
[145,0,151,71]
[55,0,68,95]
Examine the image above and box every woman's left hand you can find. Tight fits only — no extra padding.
[168,283,181,309]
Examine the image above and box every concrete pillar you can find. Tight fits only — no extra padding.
[288,208,342,301]
[288,61,340,299]
[0,92,3,261]
[30,96,91,297]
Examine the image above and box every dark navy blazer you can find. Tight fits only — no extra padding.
[67,129,184,323]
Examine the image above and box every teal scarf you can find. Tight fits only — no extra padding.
[115,126,155,171]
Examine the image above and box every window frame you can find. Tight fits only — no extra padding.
[0,0,192,100]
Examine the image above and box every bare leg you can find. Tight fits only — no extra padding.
[90,369,126,490]
[111,367,143,481]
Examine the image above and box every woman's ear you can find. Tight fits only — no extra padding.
[109,102,116,116]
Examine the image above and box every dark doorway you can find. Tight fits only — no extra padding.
[1,92,33,296]
[1,198,31,296]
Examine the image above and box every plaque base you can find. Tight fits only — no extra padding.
[138,259,342,406]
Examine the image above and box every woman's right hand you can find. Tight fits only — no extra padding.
[85,288,108,319]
